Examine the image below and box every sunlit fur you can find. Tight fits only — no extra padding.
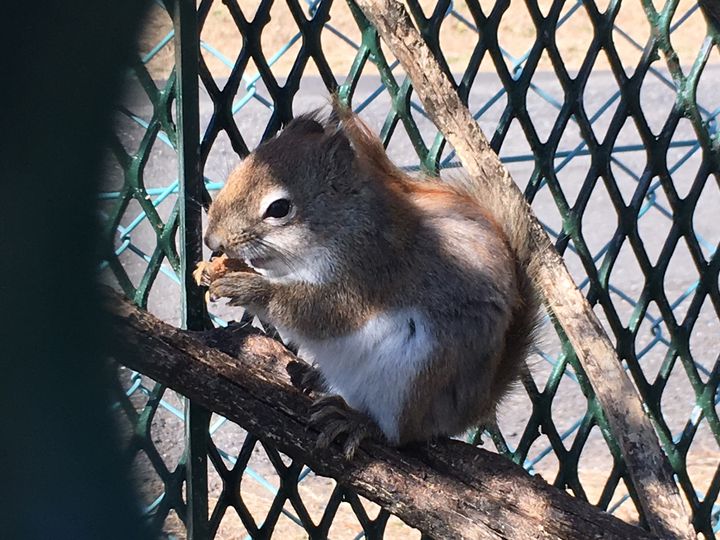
[206,104,541,444]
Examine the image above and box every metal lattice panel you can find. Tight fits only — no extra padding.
[102,0,720,538]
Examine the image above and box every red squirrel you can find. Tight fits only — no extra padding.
[202,104,541,458]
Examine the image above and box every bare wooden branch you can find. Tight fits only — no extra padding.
[350,1,694,538]
[105,290,655,540]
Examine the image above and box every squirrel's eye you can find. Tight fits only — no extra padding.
[264,198,292,219]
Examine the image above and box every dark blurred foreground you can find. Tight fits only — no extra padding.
[0,2,154,539]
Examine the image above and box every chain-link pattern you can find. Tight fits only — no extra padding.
[102,0,720,537]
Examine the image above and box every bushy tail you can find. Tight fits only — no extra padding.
[452,174,544,405]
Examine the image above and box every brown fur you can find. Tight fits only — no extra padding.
[206,104,541,445]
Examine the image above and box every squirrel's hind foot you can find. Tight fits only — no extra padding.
[287,360,327,395]
[309,395,384,460]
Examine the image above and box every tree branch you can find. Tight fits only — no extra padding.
[105,290,655,540]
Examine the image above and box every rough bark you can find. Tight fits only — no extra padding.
[351,1,694,539]
[105,290,655,540]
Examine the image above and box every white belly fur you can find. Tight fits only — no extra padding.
[281,309,434,443]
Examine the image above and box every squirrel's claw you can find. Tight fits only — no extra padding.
[193,263,213,287]
[287,360,326,395]
[309,395,383,460]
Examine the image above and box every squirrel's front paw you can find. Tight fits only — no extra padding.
[209,271,267,307]
[195,255,253,287]
[309,395,384,460]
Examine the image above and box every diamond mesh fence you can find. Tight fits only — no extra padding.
[101,0,720,538]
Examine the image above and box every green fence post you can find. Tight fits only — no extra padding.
[173,0,210,538]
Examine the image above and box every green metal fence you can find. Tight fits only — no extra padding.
[102,0,720,537]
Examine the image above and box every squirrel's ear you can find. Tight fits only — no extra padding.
[323,101,354,160]
[281,114,325,136]
[325,128,354,163]
[322,129,355,191]
[324,107,342,132]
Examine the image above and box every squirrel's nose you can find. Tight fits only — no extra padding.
[204,231,224,252]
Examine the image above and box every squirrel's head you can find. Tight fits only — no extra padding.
[205,111,375,283]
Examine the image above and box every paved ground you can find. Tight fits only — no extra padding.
[105,67,720,538]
